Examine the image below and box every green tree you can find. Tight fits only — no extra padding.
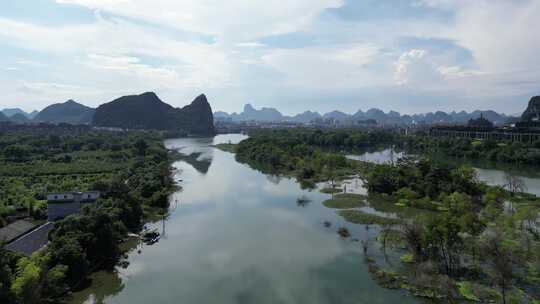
[134,139,149,157]
[0,244,16,304]
[3,144,31,162]
[480,229,521,304]
[503,172,526,198]
[11,253,50,304]
[49,235,89,286]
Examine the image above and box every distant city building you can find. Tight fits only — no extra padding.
[430,96,540,142]
[467,113,494,129]
[47,191,100,221]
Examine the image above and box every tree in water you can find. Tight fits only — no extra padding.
[503,172,527,196]
[479,228,521,304]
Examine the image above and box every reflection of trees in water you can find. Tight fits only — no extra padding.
[176,151,213,174]
[296,195,311,207]
[266,174,282,185]
[69,271,124,304]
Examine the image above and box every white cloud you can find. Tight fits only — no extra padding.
[437,65,484,78]
[394,49,487,91]
[85,54,180,86]
[394,49,438,85]
[417,0,540,74]
[235,42,267,48]
[55,0,344,41]
[1,0,539,113]
[261,44,381,88]
[0,16,237,91]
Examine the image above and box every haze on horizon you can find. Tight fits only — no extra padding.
[1,0,539,115]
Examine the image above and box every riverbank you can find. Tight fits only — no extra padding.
[67,134,420,304]
[0,131,179,304]
[62,132,540,304]
[226,130,540,303]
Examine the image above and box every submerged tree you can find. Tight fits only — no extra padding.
[503,172,527,196]
[479,228,521,304]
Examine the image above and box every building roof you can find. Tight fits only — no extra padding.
[47,191,101,204]
[0,220,36,243]
[6,222,55,256]
[467,114,494,129]
[47,191,100,196]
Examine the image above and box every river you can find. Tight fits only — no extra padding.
[70,134,417,304]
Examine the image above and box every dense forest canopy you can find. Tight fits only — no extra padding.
[0,130,175,303]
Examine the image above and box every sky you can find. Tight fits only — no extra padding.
[0,0,539,115]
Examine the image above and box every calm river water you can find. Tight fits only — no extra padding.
[70,134,417,304]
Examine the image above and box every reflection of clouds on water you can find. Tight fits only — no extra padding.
[475,168,540,196]
[69,271,125,304]
[120,260,146,278]
[346,149,404,164]
[111,204,349,304]
[266,174,282,185]
[340,177,367,195]
[212,134,248,145]
[79,135,417,304]
[262,177,299,197]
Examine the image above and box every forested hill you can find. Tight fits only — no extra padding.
[33,100,95,124]
[93,92,216,135]
[0,112,9,122]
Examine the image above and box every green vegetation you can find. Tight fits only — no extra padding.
[234,128,394,185]
[213,143,237,153]
[234,128,540,303]
[322,193,366,209]
[363,156,540,302]
[400,253,414,264]
[320,187,342,194]
[402,135,540,166]
[337,210,400,225]
[457,281,480,302]
[0,131,175,303]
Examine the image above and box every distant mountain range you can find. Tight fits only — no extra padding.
[1,92,216,135]
[1,108,39,119]
[1,95,527,132]
[215,104,517,126]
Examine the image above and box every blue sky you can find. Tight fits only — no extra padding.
[1,0,539,115]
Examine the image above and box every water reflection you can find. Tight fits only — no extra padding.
[69,271,125,304]
[72,134,417,304]
[346,149,405,164]
[175,152,212,174]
